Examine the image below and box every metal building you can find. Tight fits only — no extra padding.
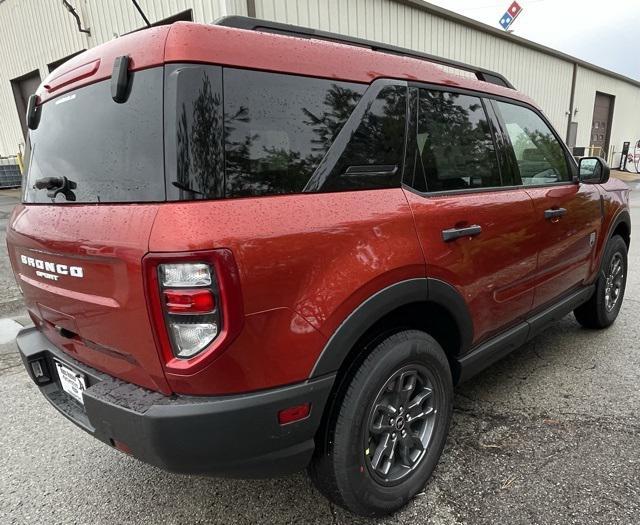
[1,0,639,166]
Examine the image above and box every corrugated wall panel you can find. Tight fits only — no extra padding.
[0,0,240,155]
[0,0,88,154]
[0,0,638,157]
[82,0,231,45]
[573,66,640,163]
[253,0,575,133]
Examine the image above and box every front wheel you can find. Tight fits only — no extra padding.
[574,235,628,329]
[309,330,453,517]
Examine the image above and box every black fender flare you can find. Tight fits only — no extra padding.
[309,278,473,378]
[593,209,632,279]
[606,209,631,245]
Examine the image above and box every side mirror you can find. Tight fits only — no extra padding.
[578,156,610,184]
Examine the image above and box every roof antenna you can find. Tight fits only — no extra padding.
[131,0,152,27]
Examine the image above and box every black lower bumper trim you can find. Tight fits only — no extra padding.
[17,326,335,478]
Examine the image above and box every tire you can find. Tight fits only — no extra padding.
[308,330,453,517]
[574,235,628,329]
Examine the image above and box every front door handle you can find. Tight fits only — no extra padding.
[544,208,567,220]
[442,224,482,242]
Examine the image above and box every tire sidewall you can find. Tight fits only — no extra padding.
[332,332,453,516]
[596,235,628,326]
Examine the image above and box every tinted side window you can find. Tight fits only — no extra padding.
[165,65,224,200]
[496,101,570,185]
[224,69,366,198]
[304,84,407,192]
[411,90,501,192]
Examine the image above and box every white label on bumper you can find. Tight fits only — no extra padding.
[55,360,87,405]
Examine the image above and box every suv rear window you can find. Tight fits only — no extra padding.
[23,68,165,204]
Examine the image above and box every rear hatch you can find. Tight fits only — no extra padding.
[6,34,171,393]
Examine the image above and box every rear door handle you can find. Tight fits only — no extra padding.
[544,208,567,220]
[344,164,398,177]
[441,224,482,242]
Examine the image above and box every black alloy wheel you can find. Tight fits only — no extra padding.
[365,365,437,485]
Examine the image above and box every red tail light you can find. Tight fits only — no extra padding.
[164,289,215,314]
[143,250,244,374]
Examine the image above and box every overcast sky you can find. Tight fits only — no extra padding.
[427,0,640,80]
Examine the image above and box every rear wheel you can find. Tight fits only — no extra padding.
[574,235,628,329]
[309,330,453,517]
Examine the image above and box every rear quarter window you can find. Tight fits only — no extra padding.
[223,69,368,197]
[304,83,407,192]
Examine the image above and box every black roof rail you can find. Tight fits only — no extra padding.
[214,15,515,90]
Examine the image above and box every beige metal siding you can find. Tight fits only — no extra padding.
[0,0,243,155]
[573,66,640,162]
[82,0,243,45]
[0,0,638,159]
[254,0,574,133]
[0,0,88,154]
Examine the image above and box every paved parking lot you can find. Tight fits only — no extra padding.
[1,186,639,524]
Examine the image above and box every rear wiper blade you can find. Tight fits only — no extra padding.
[33,176,77,201]
[33,176,66,190]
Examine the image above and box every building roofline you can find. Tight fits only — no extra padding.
[399,0,640,89]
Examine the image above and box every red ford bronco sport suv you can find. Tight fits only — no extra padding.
[7,17,631,516]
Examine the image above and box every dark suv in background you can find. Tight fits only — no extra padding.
[7,17,630,516]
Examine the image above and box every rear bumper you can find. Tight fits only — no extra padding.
[16,326,334,477]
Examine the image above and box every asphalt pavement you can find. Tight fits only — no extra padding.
[0,186,639,524]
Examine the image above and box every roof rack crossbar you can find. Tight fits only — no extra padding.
[214,16,515,90]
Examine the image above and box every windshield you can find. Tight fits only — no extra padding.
[23,67,165,203]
